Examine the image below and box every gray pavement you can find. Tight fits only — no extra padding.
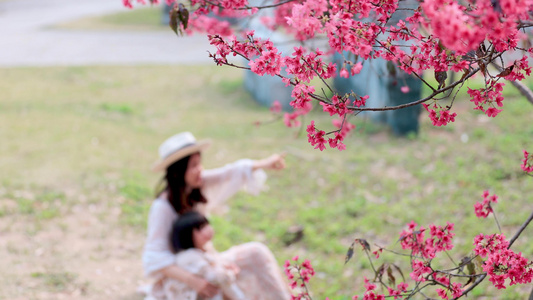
[0,0,215,66]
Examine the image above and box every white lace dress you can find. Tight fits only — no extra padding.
[162,249,246,300]
[142,159,290,300]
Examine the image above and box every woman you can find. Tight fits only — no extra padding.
[142,132,291,300]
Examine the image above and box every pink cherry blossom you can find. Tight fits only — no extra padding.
[474,190,498,218]
[473,233,533,289]
[521,150,533,173]
[270,100,282,113]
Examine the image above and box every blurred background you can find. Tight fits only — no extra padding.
[1,0,533,299]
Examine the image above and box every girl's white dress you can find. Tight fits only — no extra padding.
[142,159,290,300]
[163,249,246,300]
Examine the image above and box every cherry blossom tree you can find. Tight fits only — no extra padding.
[124,0,533,298]
[125,0,533,151]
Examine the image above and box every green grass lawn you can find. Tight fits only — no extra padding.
[1,65,532,299]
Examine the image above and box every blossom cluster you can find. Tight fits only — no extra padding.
[355,278,385,300]
[422,103,457,127]
[321,95,349,117]
[467,80,505,118]
[126,0,533,150]
[420,0,528,54]
[435,282,462,300]
[474,190,498,218]
[410,259,433,282]
[349,279,408,300]
[332,118,355,140]
[285,0,327,41]
[387,282,409,300]
[285,47,337,84]
[473,234,533,289]
[420,0,483,54]
[399,221,455,260]
[304,118,355,151]
[306,120,328,151]
[521,150,533,173]
[284,256,316,300]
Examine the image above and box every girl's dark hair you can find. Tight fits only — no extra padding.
[170,210,209,253]
[156,153,207,214]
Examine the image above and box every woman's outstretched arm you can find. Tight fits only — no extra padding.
[201,154,285,212]
[252,153,286,171]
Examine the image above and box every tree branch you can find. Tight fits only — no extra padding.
[203,0,298,10]
[345,68,480,111]
[454,274,487,300]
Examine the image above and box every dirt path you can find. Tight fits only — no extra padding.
[0,190,148,299]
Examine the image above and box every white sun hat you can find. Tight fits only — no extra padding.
[152,132,211,172]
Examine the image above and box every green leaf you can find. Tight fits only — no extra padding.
[398,230,422,243]
[496,65,514,78]
[355,238,371,251]
[169,5,179,35]
[392,263,406,282]
[178,3,189,30]
[344,242,355,265]
[473,255,484,274]
[434,71,447,89]
[459,256,476,275]
[169,3,189,36]
[374,264,385,282]
[387,265,396,286]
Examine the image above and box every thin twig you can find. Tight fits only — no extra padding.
[364,248,378,274]
[444,250,458,267]
[492,209,502,235]
[345,68,480,111]
[204,0,297,10]
[301,56,335,94]
[374,40,435,92]
[295,266,313,300]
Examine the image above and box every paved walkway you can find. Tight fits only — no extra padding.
[0,0,215,66]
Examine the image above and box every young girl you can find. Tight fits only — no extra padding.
[163,210,247,300]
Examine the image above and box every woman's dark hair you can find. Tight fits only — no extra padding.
[170,210,209,253]
[156,153,207,214]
